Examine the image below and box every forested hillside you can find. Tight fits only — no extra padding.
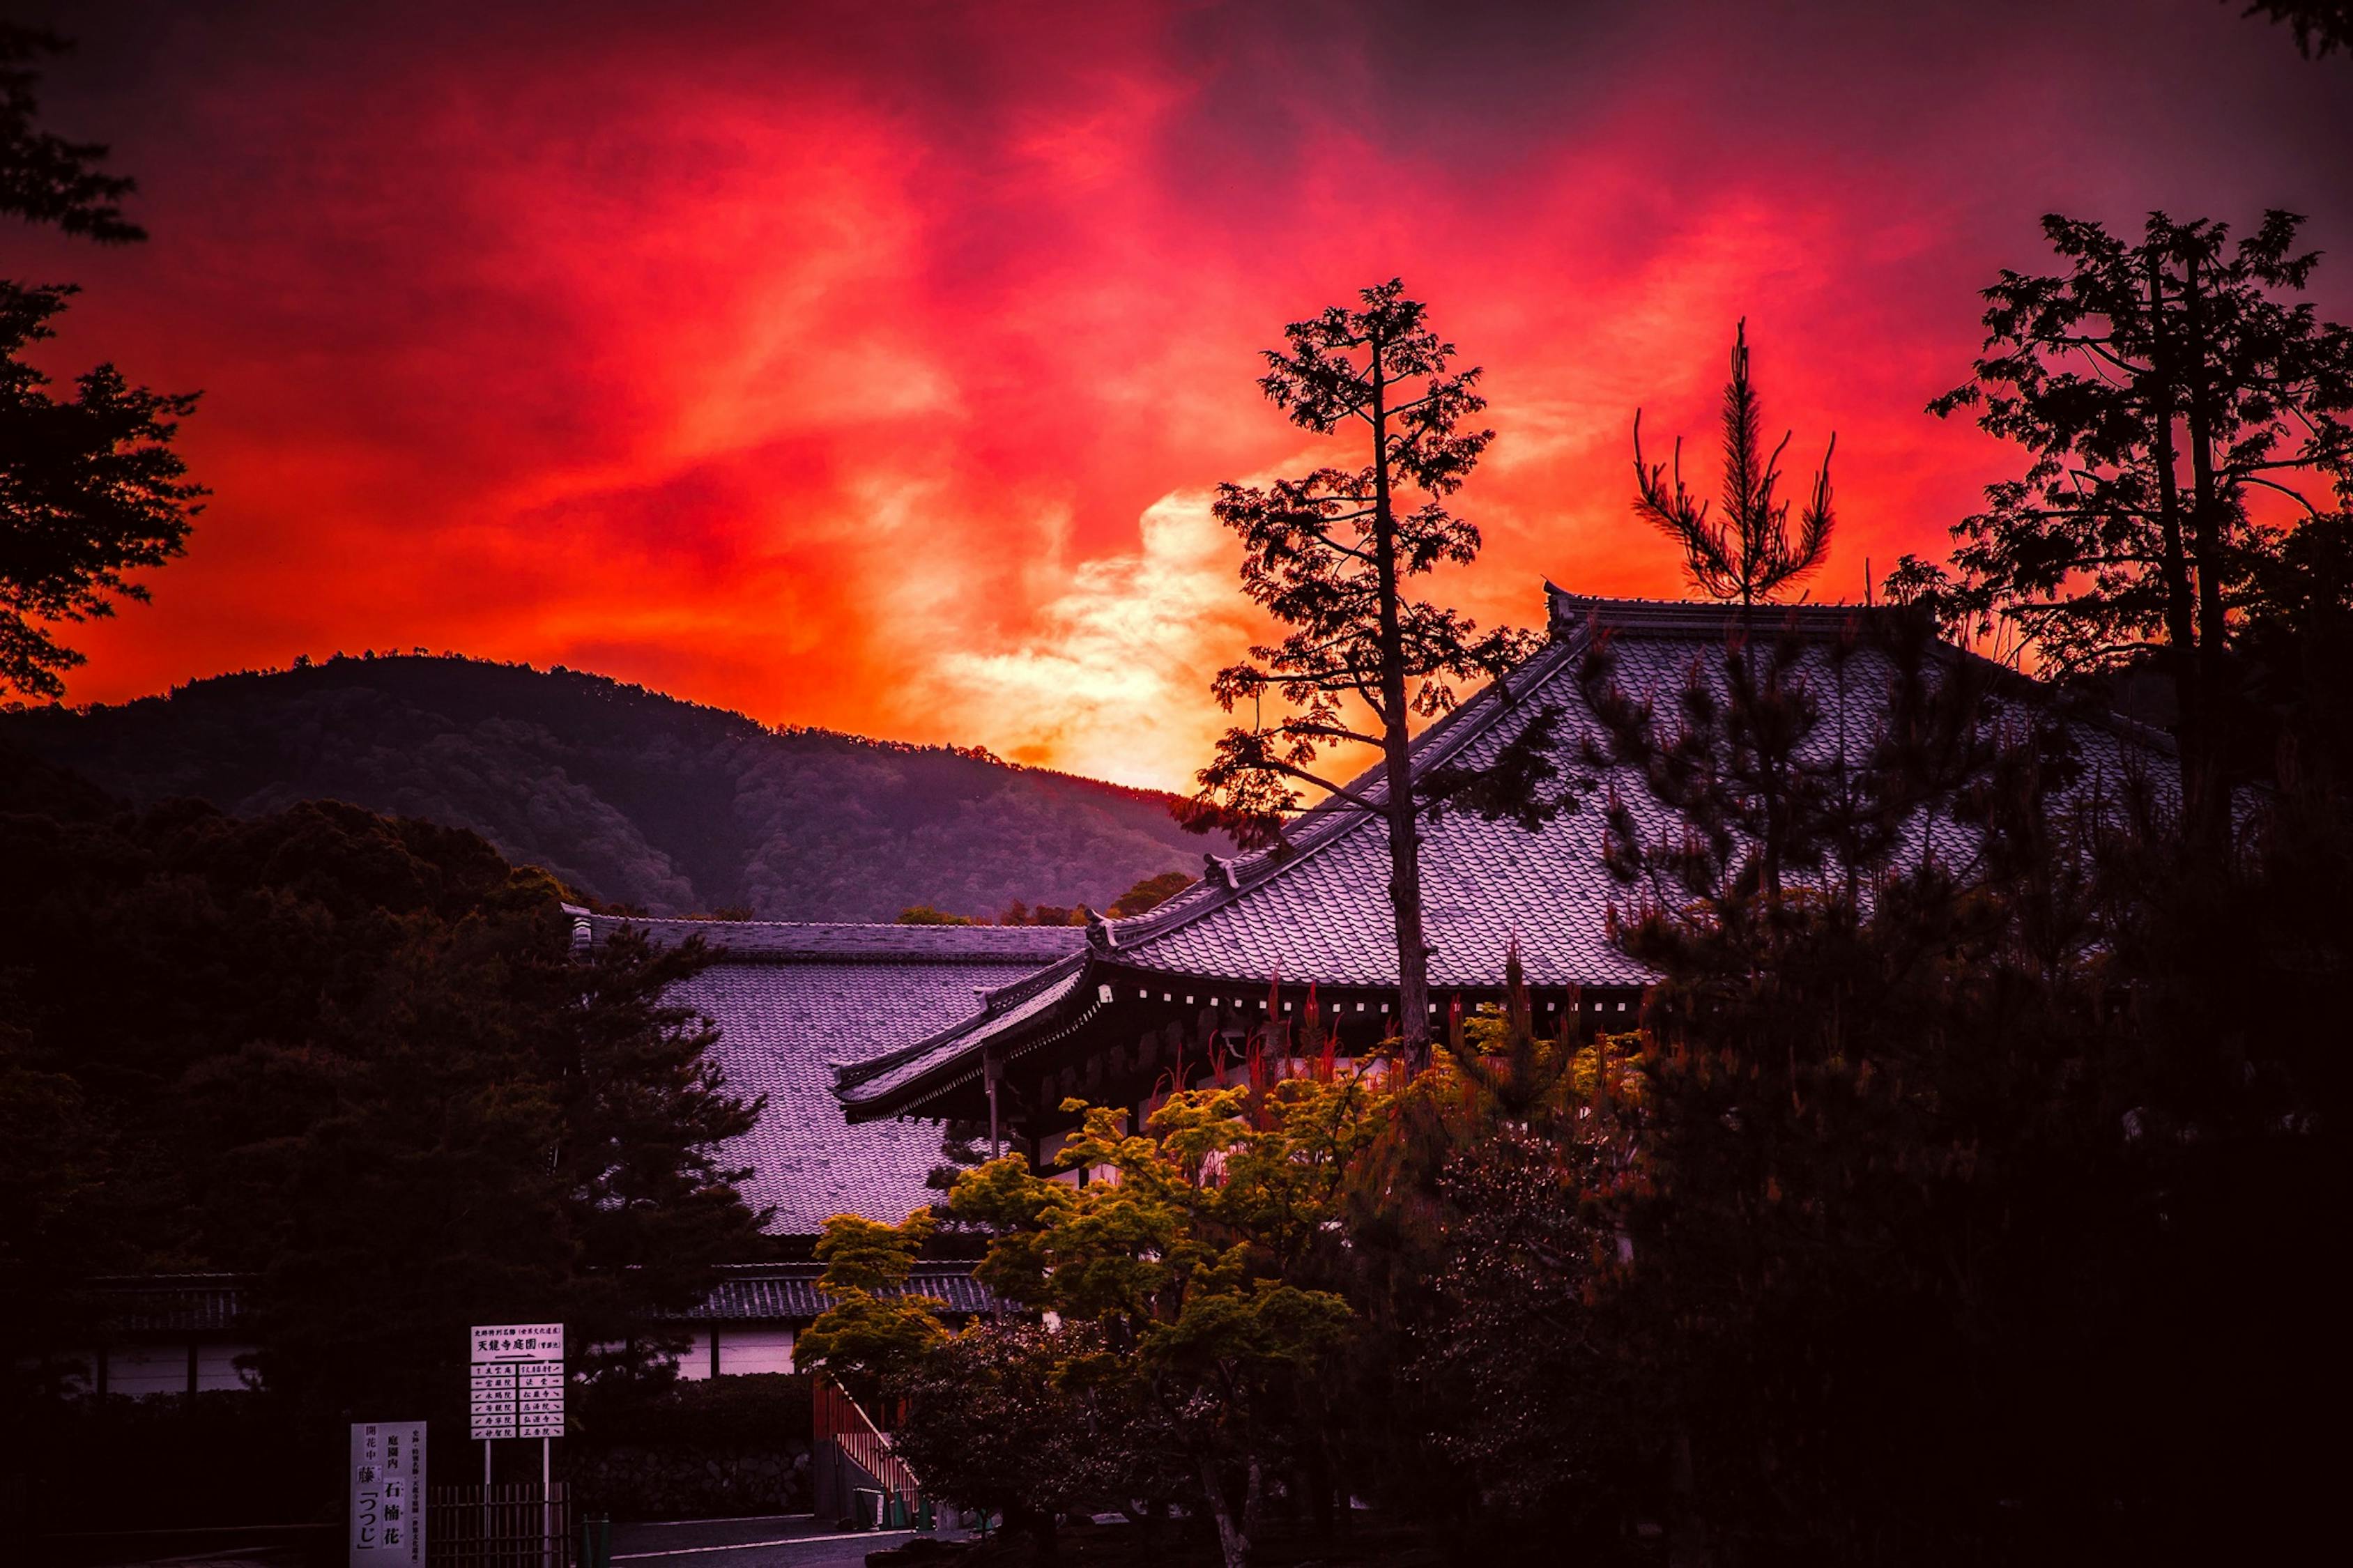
[1,655,1215,919]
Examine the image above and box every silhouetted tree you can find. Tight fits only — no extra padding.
[0,770,769,1457]
[2232,0,2353,57]
[1633,319,1835,613]
[0,25,202,699]
[0,27,141,242]
[1899,210,2353,845]
[1187,280,1561,1057]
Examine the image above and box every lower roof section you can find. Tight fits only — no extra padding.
[575,912,1084,1234]
[76,1262,1002,1335]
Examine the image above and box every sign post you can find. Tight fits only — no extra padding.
[349,1421,426,1568]
[471,1323,565,1567]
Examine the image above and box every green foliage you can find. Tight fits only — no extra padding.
[948,1079,1381,1568]
[895,904,976,925]
[1107,869,1195,916]
[892,1321,1179,1555]
[796,1211,945,1399]
[1632,319,1835,609]
[994,898,1090,925]
[2,655,1224,917]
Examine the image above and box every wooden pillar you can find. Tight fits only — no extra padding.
[984,1049,1004,1159]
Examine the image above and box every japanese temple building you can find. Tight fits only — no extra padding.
[831,585,2184,1157]
[79,585,2184,1395]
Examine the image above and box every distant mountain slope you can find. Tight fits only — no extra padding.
[2,655,1218,920]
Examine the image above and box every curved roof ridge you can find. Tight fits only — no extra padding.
[833,951,1087,1089]
[1544,583,1866,635]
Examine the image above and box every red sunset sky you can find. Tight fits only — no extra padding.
[13,0,2352,790]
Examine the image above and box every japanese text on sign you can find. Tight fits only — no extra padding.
[470,1323,563,1363]
[470,1323,564,1439]
[350,1421,426,1568]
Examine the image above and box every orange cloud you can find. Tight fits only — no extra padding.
[22,0,2353,789]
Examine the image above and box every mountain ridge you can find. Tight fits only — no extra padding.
[1,653,1218,921]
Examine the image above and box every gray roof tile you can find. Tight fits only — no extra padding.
[838,587,2189,1116]
[78,1264,999,1332]
[576,914,1083,1233]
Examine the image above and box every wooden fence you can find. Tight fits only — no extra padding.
[426,1482,571,1568]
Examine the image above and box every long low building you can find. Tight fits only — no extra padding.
[70,1262,1004,1396]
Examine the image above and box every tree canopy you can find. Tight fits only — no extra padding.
[0,24,202,700]
[1897,209,2353,840]
[0,754,768,1445]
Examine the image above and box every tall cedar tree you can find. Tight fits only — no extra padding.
[1897,210,2353,847]
[1633,320,1835,613]
[0,25,202,699]
[1187,281,1548,1059]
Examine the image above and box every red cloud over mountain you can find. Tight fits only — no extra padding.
[15,0,2352,787]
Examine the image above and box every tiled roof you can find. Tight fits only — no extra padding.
[839,585,2186,1116]
[836,955,1095,1107]
[687,1263,1000,1320]
[569,913,1082,1235]
[79,1274,251,1335]
[75,1264,997,1333]
[569,913,1087,964]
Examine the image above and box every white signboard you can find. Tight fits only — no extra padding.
[350,1421,425,1568]
[471,1323,563,1364]
[470,1323,564,1440]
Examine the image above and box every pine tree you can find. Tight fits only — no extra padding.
[1632,319,1835,614]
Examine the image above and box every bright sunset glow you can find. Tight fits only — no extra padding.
[16,0,2352,789]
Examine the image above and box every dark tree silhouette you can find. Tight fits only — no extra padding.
[0,284,204,698]
[0,27,142,243]
[2232,1,2353,57]
[1899,210,2353,845]
[1632,319,1835,613]
[1,24,201,699]
[1186,279,1554,1058]
[0,774,769,1442]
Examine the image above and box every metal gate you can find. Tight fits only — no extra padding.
[427,1482,572,1568]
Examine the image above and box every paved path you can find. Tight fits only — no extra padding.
[613,1514,948,1568]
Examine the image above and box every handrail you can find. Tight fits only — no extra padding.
[815,1376,920,1500]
